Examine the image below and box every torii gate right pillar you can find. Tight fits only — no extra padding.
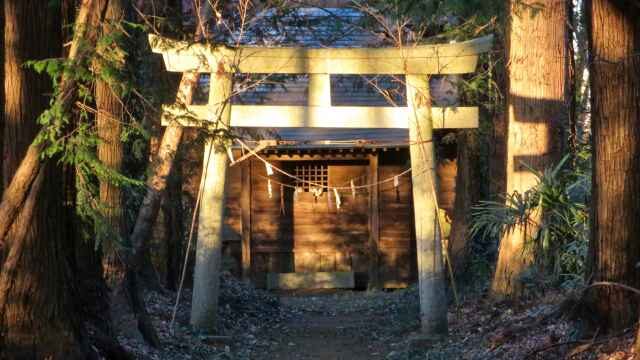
[407,74,448,335]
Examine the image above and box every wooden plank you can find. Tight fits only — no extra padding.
[266,272,355,290]
[368,154,380,289]
[149,34,493,75]
[406,74,448,334]
[162,104,479,129]
[308,74,331,106]
[241,162,252,280]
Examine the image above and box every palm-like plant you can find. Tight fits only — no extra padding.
[470,154,590,287]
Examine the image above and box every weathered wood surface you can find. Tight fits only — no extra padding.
[239,155,421,288]
[162,104,479,129]
[378,150,416,287]
[406,74,448,335]
[368,155,381,289]
[149,34,493,75]
[240,162,251,280]
[266,272,355,290]
[190,71,232,332]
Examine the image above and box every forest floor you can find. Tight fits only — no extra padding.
[117,274,638,360]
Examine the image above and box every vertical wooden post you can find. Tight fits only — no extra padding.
[406,74,448,335]
[190,68,232,332]
[368,154,380,289]
[241,161,252,281]
[308,74,331,106]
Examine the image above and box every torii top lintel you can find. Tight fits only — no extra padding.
[149,34,493,75]
[149,34,492,130]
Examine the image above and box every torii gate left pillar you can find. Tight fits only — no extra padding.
[190,69,232,331]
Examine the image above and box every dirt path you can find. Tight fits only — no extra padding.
[260,290,417,360]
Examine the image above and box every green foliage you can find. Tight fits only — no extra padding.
[24,18,152,249]
[470,154,591,288]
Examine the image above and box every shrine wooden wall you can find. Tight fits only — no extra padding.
[219,148,458,289]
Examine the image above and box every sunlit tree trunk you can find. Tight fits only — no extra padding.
[96,0,126,286]
[0,1,86,357]
[491,0,570,299]
[0,0,105,246]
[0,4,4,198]
[587,0,640,332]
[2,1,60,192]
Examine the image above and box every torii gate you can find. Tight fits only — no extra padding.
[149,34,492,335]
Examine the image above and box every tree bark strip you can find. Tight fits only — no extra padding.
[0,3,4,198]
[96,0,127,286]
[0,0,105,246]
[587,0,640,332]
[2,0,61,190]
[449,130,480,272]
[491,0,570,299]
[0,1,98,356]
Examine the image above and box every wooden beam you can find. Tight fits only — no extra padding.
[241,162,252,281]
[308,74,331,106]
[406,74,448,335]
[190,70,232,332]
[149,34,493,75]
[229,140,276,167]
[162,104,479,129]
[262,154,369,161]
[368,154,380,290]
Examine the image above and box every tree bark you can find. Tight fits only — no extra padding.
[0,165,87,359]
[163,165,184,291]
[0,0,105,246]
[491,0,570,299]
[449,130,480,272]
[0,3,4,198]
[587,0,640,332]
[96,0,126,287]
[0,1,92,357]
[2,0,59,190]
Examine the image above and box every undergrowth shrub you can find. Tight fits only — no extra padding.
[469,150,591,290]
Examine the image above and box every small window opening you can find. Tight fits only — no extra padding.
[294,163,328,192]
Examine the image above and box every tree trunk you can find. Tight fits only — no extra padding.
[1,0,60,260]
[0,1,88,357]
[2,0,59,190]
[96,0,126,287]
[128,77,196,269]
[449,130,480,272]
[164,165,184,291]
[0,0,105,246]
[0,165,87,359]
[0,3,4,198]
[587,0,640,332]
[491,0,570,299]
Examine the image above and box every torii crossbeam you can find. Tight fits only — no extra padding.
[149,34,493,335]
